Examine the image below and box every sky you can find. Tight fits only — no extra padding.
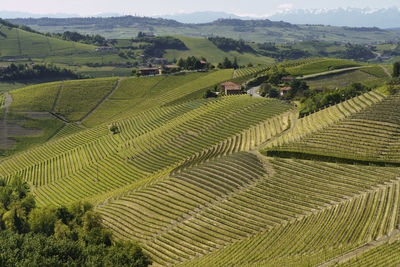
[2,0,400,17]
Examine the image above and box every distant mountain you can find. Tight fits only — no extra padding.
[157,11,249,24]
[268,8,400,29]
[0,11,79,19]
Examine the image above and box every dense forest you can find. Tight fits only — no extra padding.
[0,178,151,266]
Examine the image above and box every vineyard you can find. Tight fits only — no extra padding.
[264,92,400,164]
[0,59,399,265]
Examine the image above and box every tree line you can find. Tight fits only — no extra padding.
[0,64,85,81]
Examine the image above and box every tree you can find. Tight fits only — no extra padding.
[233,57,239,69]
[393,62,400,77]
[29,207,57,236]
[289,80,309,98]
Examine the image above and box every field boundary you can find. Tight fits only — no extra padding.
[79,78,122,123]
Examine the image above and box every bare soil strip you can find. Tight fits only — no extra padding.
[79,78,122,123]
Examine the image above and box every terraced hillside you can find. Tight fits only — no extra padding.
[98,153,400,266]
[338,240,400,266]
[264,92,400,164]
[1,60,400,266]
[0,95,293,207]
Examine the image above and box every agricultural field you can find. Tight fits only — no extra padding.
[286,58,361,76]
[264,92,400,164]
[82,70,233,126]
[164,36,275,65]
[0,24,95,58]
[0,63,400,265]
[304,69,381,89]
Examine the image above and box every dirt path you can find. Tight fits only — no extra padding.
[380,65,392,78]
[78,78,122,123]
[51,82,64,113]
[297,67,364,80]
[0,93,14,150]
[318,229,400,267]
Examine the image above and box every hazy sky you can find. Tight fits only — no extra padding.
[2,0,400,16]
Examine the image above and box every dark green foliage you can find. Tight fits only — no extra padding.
[218,57,238,69]
[51,31,107,46]
[393,62,400,77]
[0,180,151,266]
[0,230,151,267]
[288,79,309,98]
[177,56,207,70]
[387,77,400,95]
[259,83,279,98]
[0,64,84,81]
[204,89,217,98]
[208,36,254,53]
[135,36,187,58]
[341,44,375,60]
[299,82,369,116]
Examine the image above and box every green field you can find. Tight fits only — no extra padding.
[165,36,275,65]
[0,25,95,58]
[12,17,400,44]
[1,31,400,266]
[83,70,233,126]
[287,58,361,76]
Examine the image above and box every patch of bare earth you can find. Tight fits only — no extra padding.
[0,93,43,150]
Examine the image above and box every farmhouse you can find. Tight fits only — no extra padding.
[280,86,291,96]
[221,82,242,95]
[139,67,161,76]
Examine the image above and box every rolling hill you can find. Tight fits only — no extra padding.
[0,22,95,58]
[8,16,400,43]
[0,52,399,266]
[164,36,274,65]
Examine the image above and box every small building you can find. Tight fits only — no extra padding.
[162,65,180,74]
[221,82,242,95]
[95,46,118,53]
[0,65,8,70]
[281,76,294,83]
[280,86,291,96]
[139,67,161,76]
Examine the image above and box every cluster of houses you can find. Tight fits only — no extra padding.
[95,46,118,53]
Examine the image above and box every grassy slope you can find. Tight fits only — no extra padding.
[0,25,95,58]
[286,58,361,76]
[305,70,378,89]
[10,82,61,111]
[164,36,274,65]
[54,78,118,121]
[83,70,233,126]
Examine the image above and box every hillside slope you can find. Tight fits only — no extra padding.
[8,16,400,43]
[0,23,95,58]
[164,36,274,65]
